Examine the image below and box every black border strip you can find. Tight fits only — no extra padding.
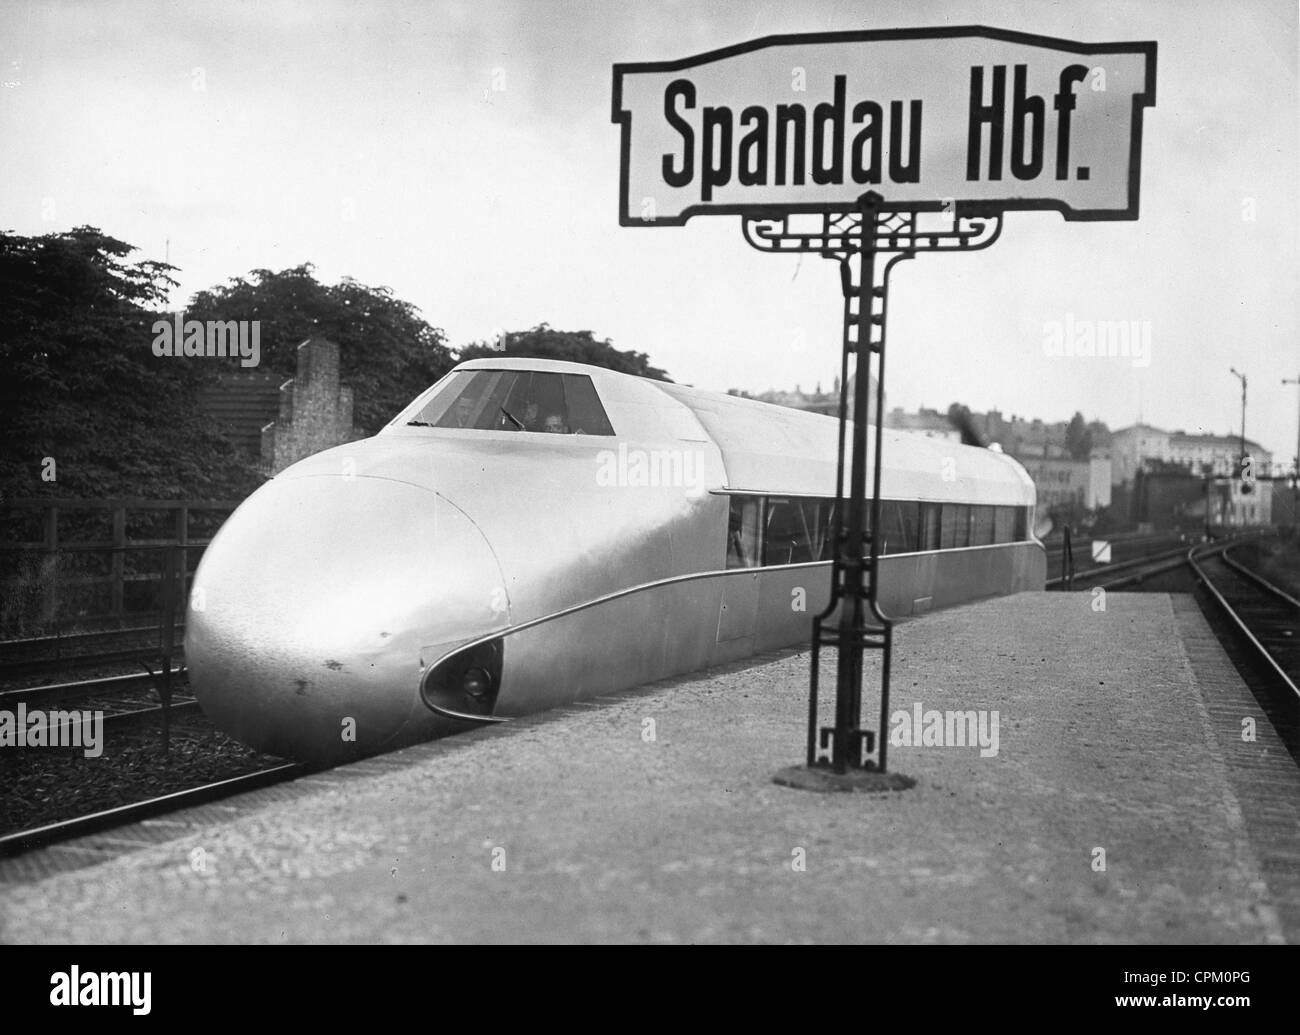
[612,25,1157,225]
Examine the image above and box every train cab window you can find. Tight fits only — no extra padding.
[727,496,763,568]
[406,369,615,435]
[1016,506,1029,541]
[399,369,474,427]
[560,374,616,436]
[764,498,833,565]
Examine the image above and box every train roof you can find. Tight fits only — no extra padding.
[430,357,1035,505]
[652,379,1035,505]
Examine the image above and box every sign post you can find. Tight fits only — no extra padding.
[613,26,1156,791]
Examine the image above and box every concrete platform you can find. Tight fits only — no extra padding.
[2,592,1298,944]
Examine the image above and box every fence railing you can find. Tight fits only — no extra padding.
[0,498,240,632]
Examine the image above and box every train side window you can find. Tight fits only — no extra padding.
[919,502,941,551]
[764,498,824,565]
[970,505,995,547]
[727,496,763,568]
[879,501,917,554]
[821,497,875,562]
[878,502,895,554]
[992,505,1014,544]
[814,499,836,561]
[900,501,920,553]
[940,504,970,549]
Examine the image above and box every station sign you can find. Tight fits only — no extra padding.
[613,27,1156,225]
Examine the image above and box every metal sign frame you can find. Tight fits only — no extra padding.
[613,25,1157,226]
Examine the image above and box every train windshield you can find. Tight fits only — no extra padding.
[400,369,615,435]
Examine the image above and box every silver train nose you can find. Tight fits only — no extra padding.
[185,474,507,763]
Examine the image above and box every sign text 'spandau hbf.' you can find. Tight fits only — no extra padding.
[613,28,1156,224]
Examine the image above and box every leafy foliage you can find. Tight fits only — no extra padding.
[1065,411,1094,461]
[0,231,669,512]
[185,264,455,433]
[457,324,672,381]
[0,227,262,501]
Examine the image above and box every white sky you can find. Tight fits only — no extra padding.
[2,0,1297,464]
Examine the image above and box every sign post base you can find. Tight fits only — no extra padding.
[772,763,917,794]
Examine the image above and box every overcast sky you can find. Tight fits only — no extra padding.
[2,0,1297,464]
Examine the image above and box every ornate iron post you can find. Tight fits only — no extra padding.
[753,196,1003,791]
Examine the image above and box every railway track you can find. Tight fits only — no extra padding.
[0,664,288,852]
[1051,541,1198,589]
[1048,531,1263,590]
[0,620,182,655]
[1189,541,1300,748]
[1043,531,1298,752]
[0,664,198,734]
[0,762,309,857]
[1044,530,1197,588]
[0,665,186,708]
[0,625,182,674]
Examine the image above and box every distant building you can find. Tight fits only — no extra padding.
[1108,423,1170,484]
[196,337,362,478]
[1110,423,1273,526]
[979,409,1074,459]
[729,375,883,423]
[742,381,839,416]
[1016,456,1112,512]
[1167,431,1273,477]
[744,390,1124,520]
[885,406,960,442]
[883,405,1111,523]
[1111,424,1273,481]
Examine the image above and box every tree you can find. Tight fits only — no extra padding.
[185,265,454,433]
[1065,412,1094,461]
[457,324,671,381]
[0,227,262,501]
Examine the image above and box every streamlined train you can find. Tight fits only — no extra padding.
[186,357,1045,763]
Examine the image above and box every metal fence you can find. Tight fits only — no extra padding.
[0,498,240,634]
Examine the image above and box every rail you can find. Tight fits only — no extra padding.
[0,539,195,754]
[0,763,307,857]
[1188,541,1300,707]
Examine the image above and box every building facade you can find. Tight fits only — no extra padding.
[1110,423,1273,526]
[1016,456,1112,513]
[885,407,961,442]
[196,337,361,478]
